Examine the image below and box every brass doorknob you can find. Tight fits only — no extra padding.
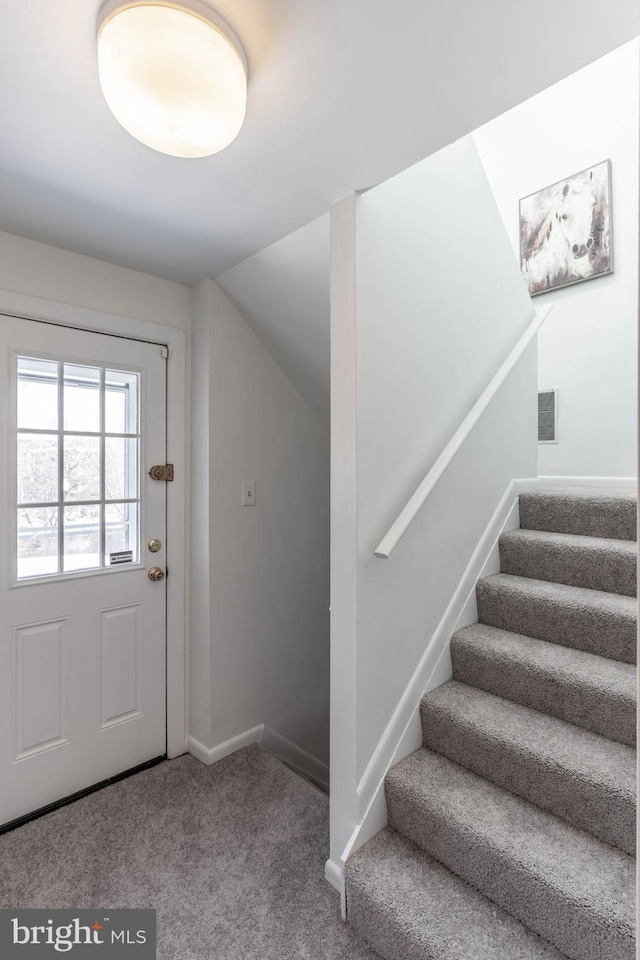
[148,566,165,582]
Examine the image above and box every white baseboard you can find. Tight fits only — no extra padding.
[340,477,522,879]
[261,726,330,789]
[187,724,329,790]
[456,495,520,629]
[325,857,343,892]
[187,725,263,765]
[186,736,212,765]
[325,858,347,919]
[516,475,637,491]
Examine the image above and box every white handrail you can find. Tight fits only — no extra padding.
[374,305,553,559]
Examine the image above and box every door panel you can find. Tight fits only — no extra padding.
[0,317,167,825]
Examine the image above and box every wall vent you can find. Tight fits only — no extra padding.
[538,389,558,443]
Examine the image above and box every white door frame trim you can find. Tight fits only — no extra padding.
[0,290,188,759]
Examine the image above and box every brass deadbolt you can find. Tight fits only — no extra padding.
[149,464,174,481]
[148,566,165,582]
[148,539,162,553]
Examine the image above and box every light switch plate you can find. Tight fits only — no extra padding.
[242,480,256,506]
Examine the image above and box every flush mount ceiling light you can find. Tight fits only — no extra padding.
[96,0,247,158]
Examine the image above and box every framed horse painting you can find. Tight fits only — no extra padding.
[519,159,613,296]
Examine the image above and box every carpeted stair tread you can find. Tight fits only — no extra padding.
[451,623,636,746]
[518,489,637,541]
[346,489,638,960]
[385,748,635,960]
[346,827,569,960]
[499,529,636,597]
[476,574,636,664]
[420,680,635,853]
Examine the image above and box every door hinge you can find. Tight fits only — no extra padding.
[149,464,174,481]
[161,345,169,359]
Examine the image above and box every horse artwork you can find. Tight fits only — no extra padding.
[519,160,613,296]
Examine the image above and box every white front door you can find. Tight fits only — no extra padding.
[0,317,167,826]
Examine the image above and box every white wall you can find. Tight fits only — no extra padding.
[0,230,193,758]
[330,136,538,879]
[0,230,330,778]
[191,280,330,772]
[329,195,359,876]
[188,282,213,749]
[0,230,192,330]
[474,40,638,478]
[354,136,537,776]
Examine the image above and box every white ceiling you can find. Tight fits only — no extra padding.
[0,1,637,285]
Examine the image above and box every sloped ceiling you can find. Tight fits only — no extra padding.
[0,1,636,283]
[216,216,329,425]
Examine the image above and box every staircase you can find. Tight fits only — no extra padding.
[346,488,637,960]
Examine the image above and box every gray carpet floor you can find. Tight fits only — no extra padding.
[0,745,376,960]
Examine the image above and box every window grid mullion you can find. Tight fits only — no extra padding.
[16,357,142,581]
[17,428,139,439]
[17,498,139,510]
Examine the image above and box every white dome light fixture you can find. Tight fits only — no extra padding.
[96,0,247,159]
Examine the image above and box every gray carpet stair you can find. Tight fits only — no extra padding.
[346,488,637,960]
[384,749,635,960]
[499,528,637,596]
[451,622,636,746]
[519,488,637,540]
[420,679,635,854]
[476,573,636,663]
[346,828,569,960]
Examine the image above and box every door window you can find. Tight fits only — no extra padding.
[15,356,141,581]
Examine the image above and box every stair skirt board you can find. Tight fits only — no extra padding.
[529,476,637,489]
[187,727,329,788]
[337,480,523,880]
[344,483,637,960]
